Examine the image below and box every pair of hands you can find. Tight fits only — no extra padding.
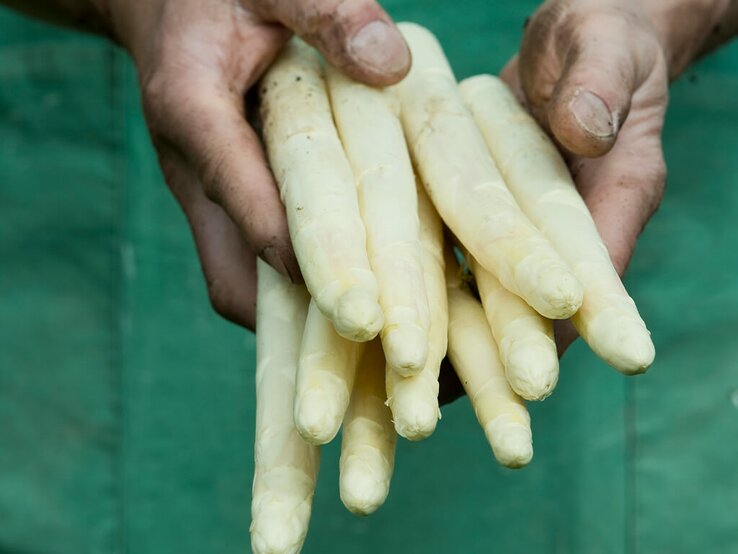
[31,0,730,331]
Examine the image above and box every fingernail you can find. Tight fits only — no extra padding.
[260,246,288,277]
[281,253,304,285]
[348,20,410,75]
[569,89,617,139]
[262,245,303,284]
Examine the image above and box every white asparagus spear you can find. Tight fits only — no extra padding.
[466,251,559,401]
[446,251,533,468]
[395,23,583,320]
[250,260,318,554]
[325,64,430,377]
[260,38,383,342]
[385,183,446,440]
[340,338,398,516]
[294,299,365,445]
[460,74,654,374]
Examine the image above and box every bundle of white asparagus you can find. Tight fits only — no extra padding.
[250,23,654,553]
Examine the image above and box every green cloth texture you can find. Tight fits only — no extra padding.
[1,2,737,553]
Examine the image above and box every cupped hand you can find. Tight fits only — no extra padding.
[101,0,410,329]
[500,0,670,353]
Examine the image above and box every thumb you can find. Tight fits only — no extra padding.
[547,38,635,157]
[522,8,657,158]
[256,0,411,86]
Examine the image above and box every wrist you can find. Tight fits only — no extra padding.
[644,0,737,79]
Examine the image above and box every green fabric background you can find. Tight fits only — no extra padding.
[1,1,737,553]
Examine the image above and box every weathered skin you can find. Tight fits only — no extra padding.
[1,0,410,331]
[3,0,737,332]
[500,0,738,352]
[462,75,655,375]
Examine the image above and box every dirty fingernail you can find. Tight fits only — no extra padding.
[569,89,616,139]
[260,246,288,277]
[281,252,304,285]
[348,20,410,75]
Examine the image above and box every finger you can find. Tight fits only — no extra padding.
[499,55,528,108]
[158,151,260,330]
[188,193,260,330]
[142,26,300,282]
[254,0,411,86]
[520,4,659,157]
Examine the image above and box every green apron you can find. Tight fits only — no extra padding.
[1,2,737,552]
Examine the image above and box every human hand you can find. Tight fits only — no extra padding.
[501,0,738,352]
[500,0,674,353]
[98,0,410,330]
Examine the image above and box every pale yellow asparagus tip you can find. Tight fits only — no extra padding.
[334,286,384,342]
[469,382,534,468]
[250,493,313,554]
[294,300,365,445]
[387,374,440,440]
[503,337,559,400]
[484,413,533,469]
[523,267,583,319]
[382,324,428,377]
[340,452,393,516]
[512,254,583,319]
[294,388,346,445]
[592,317,655,374]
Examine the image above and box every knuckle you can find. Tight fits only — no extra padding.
[141,71,176,133]
[199,149,231,203]
[646,159,667,214]
[519,3,570,107]
[141,69,204,134]
[525,0,569,48]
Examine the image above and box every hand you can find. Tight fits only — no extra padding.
[500,0,675,353]
[98,0,411,330]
